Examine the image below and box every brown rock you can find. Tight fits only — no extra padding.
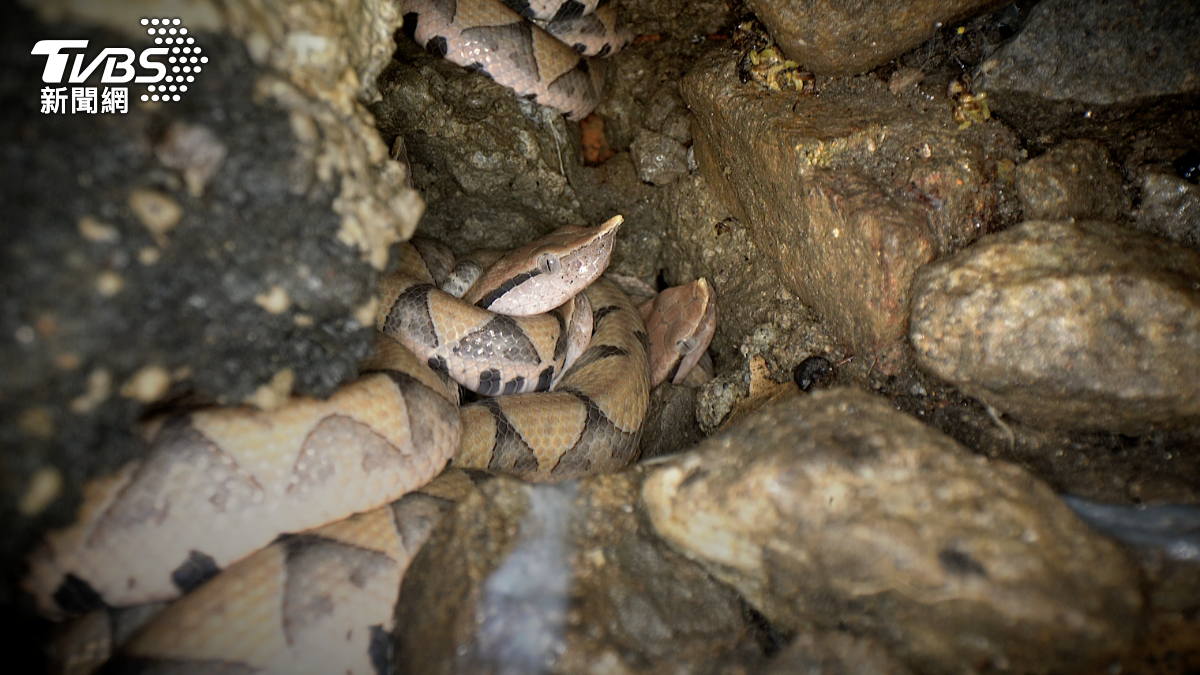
[761,630,915,675]
[911,219,1200,432]
[642,388,1142,675]
[745,0,1010,76]
[393,474,761,675]
[1016,140,1131,221]
[682,50,1019,354]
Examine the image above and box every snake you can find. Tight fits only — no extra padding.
[26,215,717,674]
[400,0,634,120]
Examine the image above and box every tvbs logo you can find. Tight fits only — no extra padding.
[32,17,206,110]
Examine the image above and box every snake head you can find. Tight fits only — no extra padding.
[464,215,623,315]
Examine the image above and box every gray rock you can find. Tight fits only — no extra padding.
[642,388,1142,675]
[373,39,587,254]
[911,219,1200,432]
[1134,170,1200,253]
[1016,140,1131,221]
[638,383,705,461]
[681,49,1021,354]
[745,0,1010,77]
[393,474,763,675]
[630,131,690,186]
[976,0,1200,151]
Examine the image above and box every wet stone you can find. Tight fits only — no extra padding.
[745,0,1009,76]
[1016,140,1131,222]
[630,130,690,186]
[911,219,1200,433]
[682,49,1020,354]
[642,388,1143,675]
[392,474,764,675]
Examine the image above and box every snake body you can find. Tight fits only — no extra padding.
[400,0,633,120]
[28,215,716,673]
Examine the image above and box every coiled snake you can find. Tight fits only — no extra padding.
[25,2,717,670]
[27,215,716,673]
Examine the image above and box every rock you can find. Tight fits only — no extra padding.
[1,6,396,617]
[976,0,1200,152]
[1016,140,1131,221]
[911,219,1200,432]
[761,630,915,675]
[745,0,1010,76]
[682,49,1020,354]
[1134,170,1200,253]
[373,38,587,255]
[630,131,690,186]
[642,388,1142,675]
[637,383,705,461]
[393,474,764,674]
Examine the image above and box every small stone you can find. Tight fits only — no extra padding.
[18,407,54,439]
[137,247,161,266]
[70,368,113,414]
[792,355,833,392]
[244,369,296,411]
[18,467,63,517]
[630,131,689,186]
[77,216,119,243]
[253,285,291,314]
[119,365,172,403]
[154,122,227,197]
[128,189,183,238]
[354,296,379,328]
[95,271,124,297]
[1016,140,1130,221]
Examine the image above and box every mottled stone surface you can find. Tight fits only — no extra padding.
[373,38,587,255]
[1,6,387,620]
[630,130,689,186]
[976,0,1200,152]
[393,474,763,675]
[682,49,1020,354]
[911,219,1200,432]
[1016,140,1131,221]
[643,388,1142,675]
[745,0,1008,76]
[1135,170,1200,253]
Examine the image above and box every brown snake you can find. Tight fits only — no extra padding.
[400,0,633,120]
[27,216,716,674]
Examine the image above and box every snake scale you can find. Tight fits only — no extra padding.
[24,3,718,672]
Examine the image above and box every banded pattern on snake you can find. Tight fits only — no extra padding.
[27,214,716,674]
[401,0,633,120]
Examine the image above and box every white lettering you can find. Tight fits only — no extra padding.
[135,48,169,83]
[100,49,136,83]
[69,48,133,83]
[31,40,89,83]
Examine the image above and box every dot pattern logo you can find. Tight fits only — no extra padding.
[140,18,206,103]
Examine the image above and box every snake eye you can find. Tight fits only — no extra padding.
[537,253,560,275]
[676,336,699,355]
